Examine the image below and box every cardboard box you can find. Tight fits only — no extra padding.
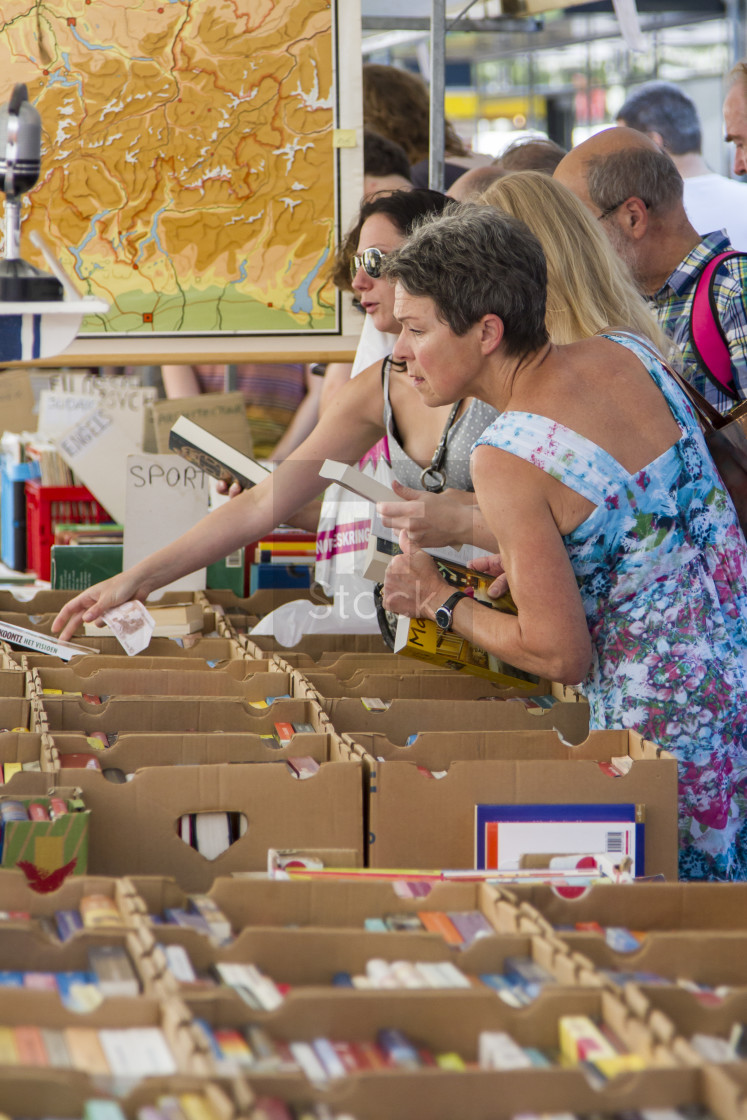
[77,761,363,889]
[0,670,25,698]
[341,728,677,878]
[324,697,591,746]
[275,651,449,676]
[22,649,260,677]
[0,791,90,884]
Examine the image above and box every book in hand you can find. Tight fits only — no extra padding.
[475,803,645,877]
[391,555,538,688]
[320,459,401,505]
[169,415,271,490]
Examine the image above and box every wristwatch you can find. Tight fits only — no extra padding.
[434,590,470,632]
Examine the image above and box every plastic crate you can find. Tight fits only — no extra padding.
[0,460,41,571]
[25,480,112,581]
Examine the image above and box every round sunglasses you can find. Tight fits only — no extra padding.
[349,246,385,281]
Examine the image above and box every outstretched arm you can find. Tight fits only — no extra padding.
[53,364,387,641]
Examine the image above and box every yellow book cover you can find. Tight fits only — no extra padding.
[392,556,537,688]
[0,1026,19,1065]
[63,1027,110,1074]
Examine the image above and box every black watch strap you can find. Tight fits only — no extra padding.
[434,590,469,631]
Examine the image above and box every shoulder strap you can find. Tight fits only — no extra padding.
[689,250,744,402]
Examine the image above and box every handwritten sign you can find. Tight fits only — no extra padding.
[149,391,253,456]
[123,454,210,592]
[55,407,139,523]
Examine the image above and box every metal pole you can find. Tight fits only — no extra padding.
[429,0,446,192]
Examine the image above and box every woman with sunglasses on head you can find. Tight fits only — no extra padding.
[52,189,499,641]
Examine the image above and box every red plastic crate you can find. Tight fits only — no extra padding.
[24,480,112,581]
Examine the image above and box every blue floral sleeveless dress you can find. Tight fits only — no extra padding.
[473,332,747,881]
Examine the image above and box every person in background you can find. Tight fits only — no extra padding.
[362,62,490,190]
[724,61,747,177]
[160,363,321,462]
[618,80,747,249]
[380,203,747,881]
[496,136,567,175]
[555,127,747,413]
[362,129,412,199]
[447,164,505,202]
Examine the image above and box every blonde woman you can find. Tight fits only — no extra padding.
[479,171,670,351]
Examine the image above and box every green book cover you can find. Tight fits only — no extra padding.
[50,544,124,591]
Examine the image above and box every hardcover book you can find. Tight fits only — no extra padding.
[474,802,645,877]
[169,415,271,490]
[392,555,538,688]
[319,459,400,505]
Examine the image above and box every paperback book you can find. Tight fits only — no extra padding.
[475,802,645,877]
[392,555,538,688]
[169,415,271,490]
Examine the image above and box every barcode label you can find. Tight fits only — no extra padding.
[225,550,242,568]
[606,831,623,852]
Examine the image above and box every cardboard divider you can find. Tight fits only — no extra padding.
[276,651,450,676]
[0,990,209,1074]
[0,669,25,697]
[125,877,505,939]
[0,1070,249,1118]
[36,695,325,735]
[17,635,251,667]
[626,987,747,1067]
[0,731,50,791]
[152,926,591,1007]
[248,1065,744,1120]
[46,730,332,775]
[76,763,364,889]
[344,728,677,877]
[0,925,159,996]
[552,930,747,988]
[0,697,32,731]
[245,633,388,659]
[26,664,281,700]
[23,653,270,677]
[0,870,137,924]
[487,882,747,936]
[321,697,591,745]
[291,668,553,702]
[184,985,679,1077]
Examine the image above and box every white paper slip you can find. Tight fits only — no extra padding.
[99,600,155,655]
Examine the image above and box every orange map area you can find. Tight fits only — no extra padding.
[0,0,337,335]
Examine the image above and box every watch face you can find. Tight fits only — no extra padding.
[434,606,451,629]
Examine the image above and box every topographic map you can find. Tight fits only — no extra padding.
[0,0,338,335]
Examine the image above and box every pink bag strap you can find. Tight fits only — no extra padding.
[689,250,744,401]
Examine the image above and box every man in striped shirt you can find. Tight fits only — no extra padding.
[555,126,747,414]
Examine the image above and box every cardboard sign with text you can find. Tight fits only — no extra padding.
[123,453,210,592]
[148,392,253,457]
[54,407,139,523]
[40,385,157,450]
